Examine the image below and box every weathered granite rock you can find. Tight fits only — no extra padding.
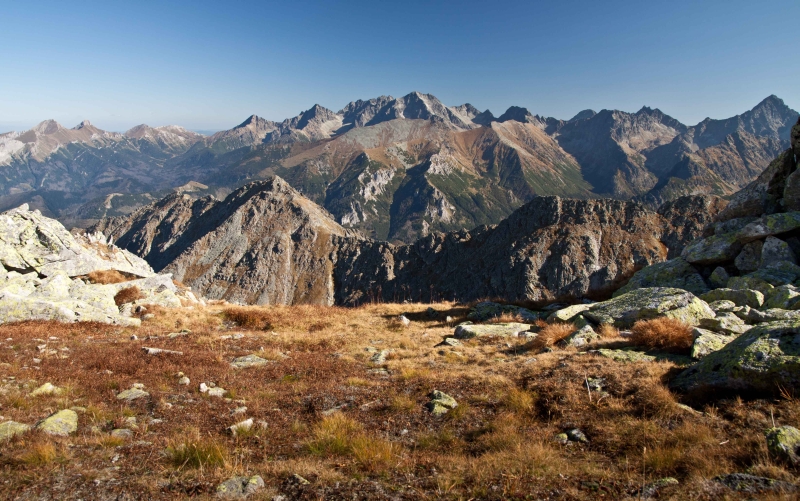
[116,388,149,401]
[0,421,30,440]
[615,258,708,296]
[764,285,800,310]
[585,287,715,328]
[0,204,154,278]
[547,304,592,323]
[709,267,730,288]
[727,275,774,295]
[715,150,796,222]
[453,322,531,339]
[427,390,457,416]
[36,409,78,436]
[708,300,737,313]
[765,426,800,465]
[30,382,62,397]
[562,324,599,348]
[591,348,694,365]
[691,328,733,359]
[639,478,679,499]
[713,473,797,494]
[761,236,797,268]
[681,233,741,265]
[216,475,265,499]
[734,241,762,273]
[748,261,800,285]
[698,313,750,335]
[700,288,764,309]
[671,320,800,393]
[738,212,800,242]
[230,355,270,369]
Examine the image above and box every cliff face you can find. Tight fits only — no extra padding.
[93,176,723,306]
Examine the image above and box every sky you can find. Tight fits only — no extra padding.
[1,0,798,133]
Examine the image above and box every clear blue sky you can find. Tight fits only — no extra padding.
[1,0,798,132]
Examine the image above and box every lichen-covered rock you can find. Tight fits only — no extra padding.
[748,261,800,286]
[30,382,62,397]
[715,150,796,222]
[727,275,775,294]
[639,478,679,499]
[615,258,708,296]
[230,355,270,369]
[467,302,540,322]
[700,288,764,309]
[765,426,800,465]
[691,328,733,359]
[591,348,694,365]
[548,304,592,323]
[738,212,800,242]
[0,420,30,440]
[713,473,798,494]
[709,267,730,288]
[708,300,737,313]
[681,233,742,265]
[761,236,797,268]
[116,388,149,401]
[0,204,154,278]
[216,475,265,499]
[36,409,78,436]
[698,313,750,336]
[763,285,800,310]
[671,320,800,393]
[453,322,531,339]
[427,390,457,416]
[562,324,599,348]
[585,287,715,328]
[734,241,762,273]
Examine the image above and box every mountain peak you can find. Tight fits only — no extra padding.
[32,119,64,134]
[236,115,271,128]
[569,109,596,122]
[74,120,92,130]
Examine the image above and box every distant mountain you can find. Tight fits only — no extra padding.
[0,92,796,241]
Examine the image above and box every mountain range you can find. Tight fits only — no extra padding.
[1,92,796,243]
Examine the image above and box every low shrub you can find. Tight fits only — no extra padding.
[630,317,693,353]
[223,306,273,330]
[528,322,576,350]
[87,270,130,285]
[113,286,143,307]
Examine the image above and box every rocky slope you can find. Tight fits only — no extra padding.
[92,175,723,306]
[1,93,794,242]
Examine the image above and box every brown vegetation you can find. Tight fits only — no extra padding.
[0,304,796,499]
[86,269,131,285]
[527,322,576,350]
[630,317,694,353]
[113,285,143,306]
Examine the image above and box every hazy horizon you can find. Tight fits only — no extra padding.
[1,0,798,132]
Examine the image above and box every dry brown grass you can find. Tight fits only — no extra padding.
[527,322,576,350]
[113,285,143,306]
[598,323,619,338]
[630,317,693,353]
[486,312,529,324]
[222,306,274,330]
[0,303,797,499]
[86,269,131,285]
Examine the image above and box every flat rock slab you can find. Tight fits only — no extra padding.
[700,288,764,308]
[0,421,31,440]
[36,409,78,436]
[116,388,150,401]
[230,355,269,369]
[592,348,694,365]
[453,322,531,339]
[585,287,715,328]
[691,328,733,359]
[142,347,183,356]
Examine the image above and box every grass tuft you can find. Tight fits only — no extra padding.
[223,306,273,330]
[165,436,228,469]
[114,286,143,307]
[630,317,693,353]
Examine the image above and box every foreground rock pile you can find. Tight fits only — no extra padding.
[0,204,201,326]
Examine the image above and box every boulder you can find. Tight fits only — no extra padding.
[737,212,800,242]
[734,241,762,273]
[784,169,800,212]
[707,300,737,313]
[230,355,270,369]
[681,233,741,265]
[698,313,750,336]
[763,285,800,310]
[747,261,800,286]
[713,473,797,494]
[36,409,78,436]
[765,426,800,465]
[548,304,592,323]
[562,324,599,348]
[670,320,800,393]
[760,236,797,268]
[427,390,457,416]
[727,275,774,294]
[691,328,733,359]
[614,258,708,296]
[699,288,764,309]
[216,475,265,499]
[715,150,795,222]
[453,322,531,339]
[708,267,730,288]
[585,287,715,328]
[116,388,149,401]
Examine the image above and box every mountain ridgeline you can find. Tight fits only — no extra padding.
[3,93,797,243]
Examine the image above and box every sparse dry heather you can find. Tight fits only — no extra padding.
[0,303,797,500]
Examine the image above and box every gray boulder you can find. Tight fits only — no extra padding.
[691,328,733,359]
[585,287,715,328]
[765,426,800,465]
[761,236,797,268]
[671,319,800,393]
[453,322,531,339]
[681,233,741,265]
[614,258,708,296]
[216,475,265,499]
[699,288,764,309]
[734,241,762,273]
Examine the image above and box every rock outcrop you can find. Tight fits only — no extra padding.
[94,179,721,306]
[0,204,198,326]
